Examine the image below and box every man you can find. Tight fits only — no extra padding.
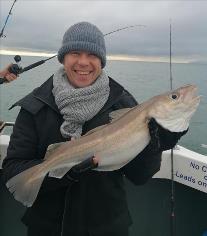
[2,22,186,236]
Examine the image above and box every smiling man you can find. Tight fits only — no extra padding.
[52,22,110,139]
[3,22,186,236]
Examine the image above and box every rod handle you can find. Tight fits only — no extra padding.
[0,77,7,84]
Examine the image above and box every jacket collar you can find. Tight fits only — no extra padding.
[33,76,59,113]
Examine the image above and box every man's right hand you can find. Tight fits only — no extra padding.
[0,64,18,83]
[65,156,99,182]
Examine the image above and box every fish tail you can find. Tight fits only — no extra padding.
[6,164,46,207]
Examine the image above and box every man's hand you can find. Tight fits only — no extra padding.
[0,64,18,83]
[148,118,188,152]
[65,156,99,182]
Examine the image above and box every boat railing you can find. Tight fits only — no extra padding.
[0,121,14,168]
[0,121,14,133]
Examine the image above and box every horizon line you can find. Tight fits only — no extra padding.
[0,49,200,64]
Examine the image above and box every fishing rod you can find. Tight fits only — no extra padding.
[169,20,176,236]
[0,24,146,84]
[0,0,18,38]
[104,24,146,36]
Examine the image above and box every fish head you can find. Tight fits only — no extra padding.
[148,84,200,132]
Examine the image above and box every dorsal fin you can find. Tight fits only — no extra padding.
[109,108,132,122]
[84,108,133,137]
[44,142,65,159]
[83,124,108,136]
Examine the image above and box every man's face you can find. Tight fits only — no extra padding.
[63,51,102,88]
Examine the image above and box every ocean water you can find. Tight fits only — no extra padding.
[0,55,206,155]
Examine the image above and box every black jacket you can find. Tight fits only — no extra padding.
[2,76,162,235]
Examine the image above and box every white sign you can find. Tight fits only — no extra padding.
[154,146,207,193]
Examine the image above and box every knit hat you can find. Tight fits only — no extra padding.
[58,22,106,68]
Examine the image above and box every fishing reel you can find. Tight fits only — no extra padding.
[8,55,23,75]
[0,55,23,84]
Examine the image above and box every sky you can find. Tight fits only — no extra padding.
[0,0,207,63]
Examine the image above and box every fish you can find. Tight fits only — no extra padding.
[6,84,200,207]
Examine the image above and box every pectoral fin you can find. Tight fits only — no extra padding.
[48,166,72,178]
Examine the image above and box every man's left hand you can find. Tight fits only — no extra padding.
[148,118,188,152]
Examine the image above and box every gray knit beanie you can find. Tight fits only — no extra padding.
[58,22,106,68]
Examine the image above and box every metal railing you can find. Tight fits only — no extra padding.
[0,121,14,134]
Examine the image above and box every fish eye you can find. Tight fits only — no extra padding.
[170,94,178,100]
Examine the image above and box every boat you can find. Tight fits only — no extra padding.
[0,122,207,236]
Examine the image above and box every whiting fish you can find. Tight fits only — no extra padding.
[6,84,200,207]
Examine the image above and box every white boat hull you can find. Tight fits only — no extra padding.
[154,145,207,193]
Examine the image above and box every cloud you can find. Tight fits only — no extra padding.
[1,1,207,63]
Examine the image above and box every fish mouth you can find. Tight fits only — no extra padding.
[178,84,200,104]
[179,85,201,121]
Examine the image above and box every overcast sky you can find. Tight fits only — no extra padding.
[0,0,207,63]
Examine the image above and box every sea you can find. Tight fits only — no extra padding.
[0,54,206,155]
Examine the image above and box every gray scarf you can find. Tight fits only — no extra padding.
[52,67,110,139]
